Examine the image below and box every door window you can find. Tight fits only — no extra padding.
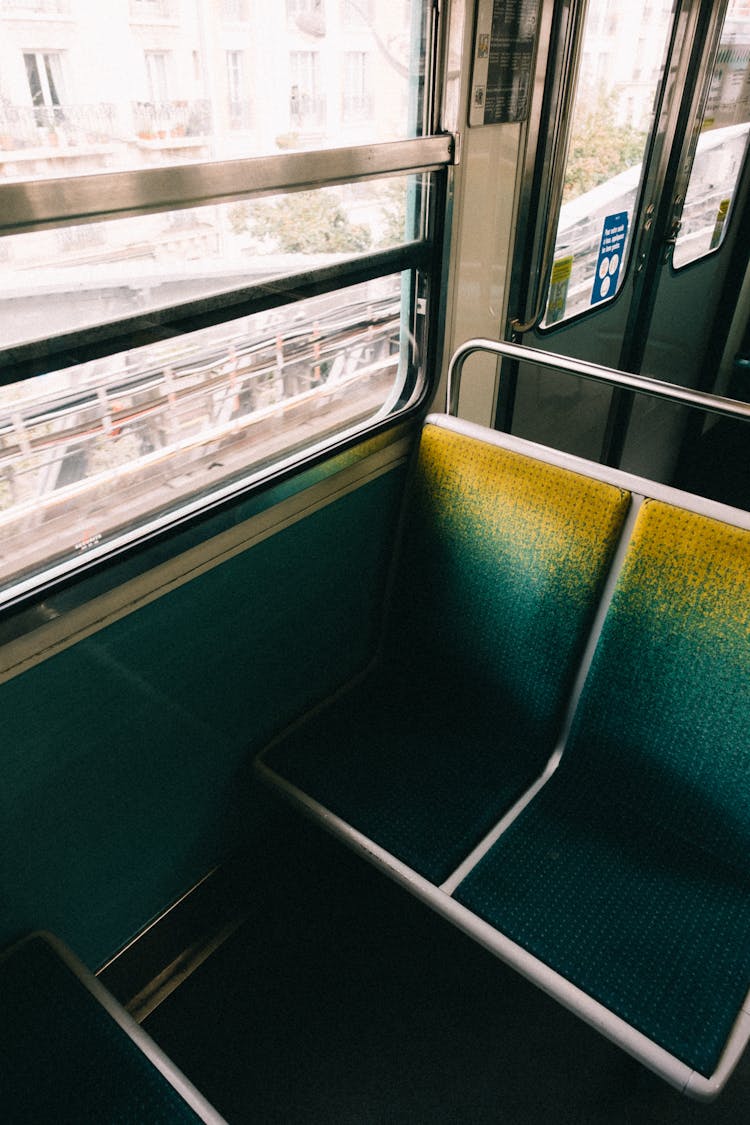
[541,0,675,327]
[673,2,750,267]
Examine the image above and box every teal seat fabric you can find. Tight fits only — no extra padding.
[262,423,630,884]
[456,500,750,1076]
[0,933,212,1124]
[261,662,556,884]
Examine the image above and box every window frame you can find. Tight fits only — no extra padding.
[0,136,454,621]
[0,0,452,626]
[24,49,66,109]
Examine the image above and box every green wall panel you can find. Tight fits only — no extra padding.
[0,466,405,968]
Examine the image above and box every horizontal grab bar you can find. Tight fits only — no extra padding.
[446,338,750,423]
[0,135,454,234]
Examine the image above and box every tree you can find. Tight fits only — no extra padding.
[249,191,372,254]
[377,179,408,247]
[563,90,647,202]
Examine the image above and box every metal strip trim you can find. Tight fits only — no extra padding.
[0,136,454,234]
[0,437,411,686]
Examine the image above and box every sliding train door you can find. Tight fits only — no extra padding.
[501,0,750,485]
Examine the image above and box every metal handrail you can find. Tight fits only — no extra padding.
[446,338,750,423]
[509,0,589,335]
[0,134,454,235]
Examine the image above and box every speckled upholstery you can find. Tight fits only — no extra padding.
[262,423,630,883]
[456,499,750,1076]
[0,932,220,1123]
[258,418,750,1089]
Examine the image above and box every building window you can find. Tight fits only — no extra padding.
[343,51,372,122]
[290,51,325,128]
[226,50,251,128]
[226,50,244,104]
[145,51,170,104]
[24,50,66,128]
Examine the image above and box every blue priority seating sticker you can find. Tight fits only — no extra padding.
[591,212,629,305]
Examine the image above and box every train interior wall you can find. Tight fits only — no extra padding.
[0,453,407,968]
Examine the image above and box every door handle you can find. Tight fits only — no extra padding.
[661,195,684,261]
[635,203,656,272]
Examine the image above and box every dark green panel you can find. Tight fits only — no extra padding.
[0,465,405,968]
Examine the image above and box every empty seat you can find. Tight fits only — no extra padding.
[259,421,630,884]
[455,499,750,1082]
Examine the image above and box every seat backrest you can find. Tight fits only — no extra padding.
[563,498,750,865]
[387,421,631,750]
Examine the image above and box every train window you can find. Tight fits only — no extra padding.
[672,6,750,268]
[541,0,675,327]
[0,3,421,178]
[0,0,447,610]
[0,272,417,596]
[1,177,418,350]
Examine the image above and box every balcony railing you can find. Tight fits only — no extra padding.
[132,100,211,139]
[129,0,177,20]
[228,100,253,131]
[0,0,71,13]
[342,92,374,123]
[289,93,326,130]
[0,103,118,150]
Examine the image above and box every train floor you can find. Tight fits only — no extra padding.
[142,807,750,1125]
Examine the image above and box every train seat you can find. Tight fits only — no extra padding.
[256,414,750,1099]
[0,931,225,1124]
[258,420,630,884]
[455,497,750,1093]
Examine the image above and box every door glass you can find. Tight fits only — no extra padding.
[673,0,750,268]
[541,0,675,328]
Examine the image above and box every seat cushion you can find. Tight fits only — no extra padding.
[456,500,750,1075]
[261,424,630,884]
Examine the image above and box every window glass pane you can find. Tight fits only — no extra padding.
[0,272,419,594]
[542,0,674,327]
[343,51,372,122]
[43,52,64,105]
[23,53,44,108]
[0,0,427,181]
[673,1,750,267]
[0,176,419,349]
[144,51,170,104]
